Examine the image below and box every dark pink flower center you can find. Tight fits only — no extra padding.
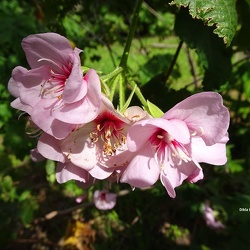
[40,59,73,99]
[99,192,107,201]
[149,128,191,166]
[89,111,126,156]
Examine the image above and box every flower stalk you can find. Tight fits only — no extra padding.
[119,0,143,69]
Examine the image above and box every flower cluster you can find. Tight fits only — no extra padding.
[8,32,230,202]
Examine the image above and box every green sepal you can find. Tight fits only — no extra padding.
[147,100,164,118]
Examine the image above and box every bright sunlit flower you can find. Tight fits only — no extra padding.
[8,32,101,139]
[121,92,230,198]
[59,97,133,181]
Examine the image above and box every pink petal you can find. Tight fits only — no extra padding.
[53,97,99,124]
[37,133,65,162]
[190,134,229,165]
[178,160,204,183]
[60,124,97,170]
[127,118,190,152]
[30,148,45,162]
[22,32,74,69]
[62,50,87,103]
[10,98,32,114]
[160,174,177,198]
[32,99,77,139]
[163,92,230,145]
[88,164,114,179]
[56,162,90,183]
[14,66,50,107]
[8,66,28,97]
[120,146,160,188]
[160,160,203,198]
[54,69,101,124]
[93,190,117,210]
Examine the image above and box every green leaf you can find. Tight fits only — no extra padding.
[175,8,232,89]
[170,0,238,45]
[147,100,164,118]
[120,84,137,114]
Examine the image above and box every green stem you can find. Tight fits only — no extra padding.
[119,74,125,109]
[119,0,143,68]
[100,67,123,82]
[127,73,149,111]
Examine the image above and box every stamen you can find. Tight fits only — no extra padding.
[151,129,192,168]
[38,58,65,72]
[190,126,204,137]
[89,111,126,156]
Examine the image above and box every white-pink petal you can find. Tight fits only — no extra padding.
[37,133,65,162]
[56,162,90,183]
[120,146,160,188]
[190,134,229,165]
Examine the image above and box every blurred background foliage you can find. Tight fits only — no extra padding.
[0,0,250,249]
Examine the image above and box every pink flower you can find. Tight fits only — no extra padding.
[8,33,101,139]
[60,97,133,180]
[202,202,226,231]
[35,102,150,185]
[93,190,117,210]
[121,92,230,198]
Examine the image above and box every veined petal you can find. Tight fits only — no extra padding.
[120,146,160,188]
[163,92,230,145]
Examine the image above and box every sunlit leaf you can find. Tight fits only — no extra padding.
[170,0,238,45]
[147,100,164,118]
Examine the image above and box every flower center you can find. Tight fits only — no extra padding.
[89,111,126,156]
[150,129,191,167]
[39,58,72,99]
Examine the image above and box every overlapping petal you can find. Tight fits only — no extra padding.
[120,146,160,188]
[163,92,230,145]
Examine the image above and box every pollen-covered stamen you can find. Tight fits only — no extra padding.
[150,129,191,166]
[89,111,127,156]
[190,126,204,137]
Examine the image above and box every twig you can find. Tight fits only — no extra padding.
[186,46,198,89]
[164,40,183,83]
[142,2,173,33]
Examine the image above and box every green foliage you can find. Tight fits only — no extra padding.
[0,0,250,249]
[171,0,238,45]
[175,7,232,89]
